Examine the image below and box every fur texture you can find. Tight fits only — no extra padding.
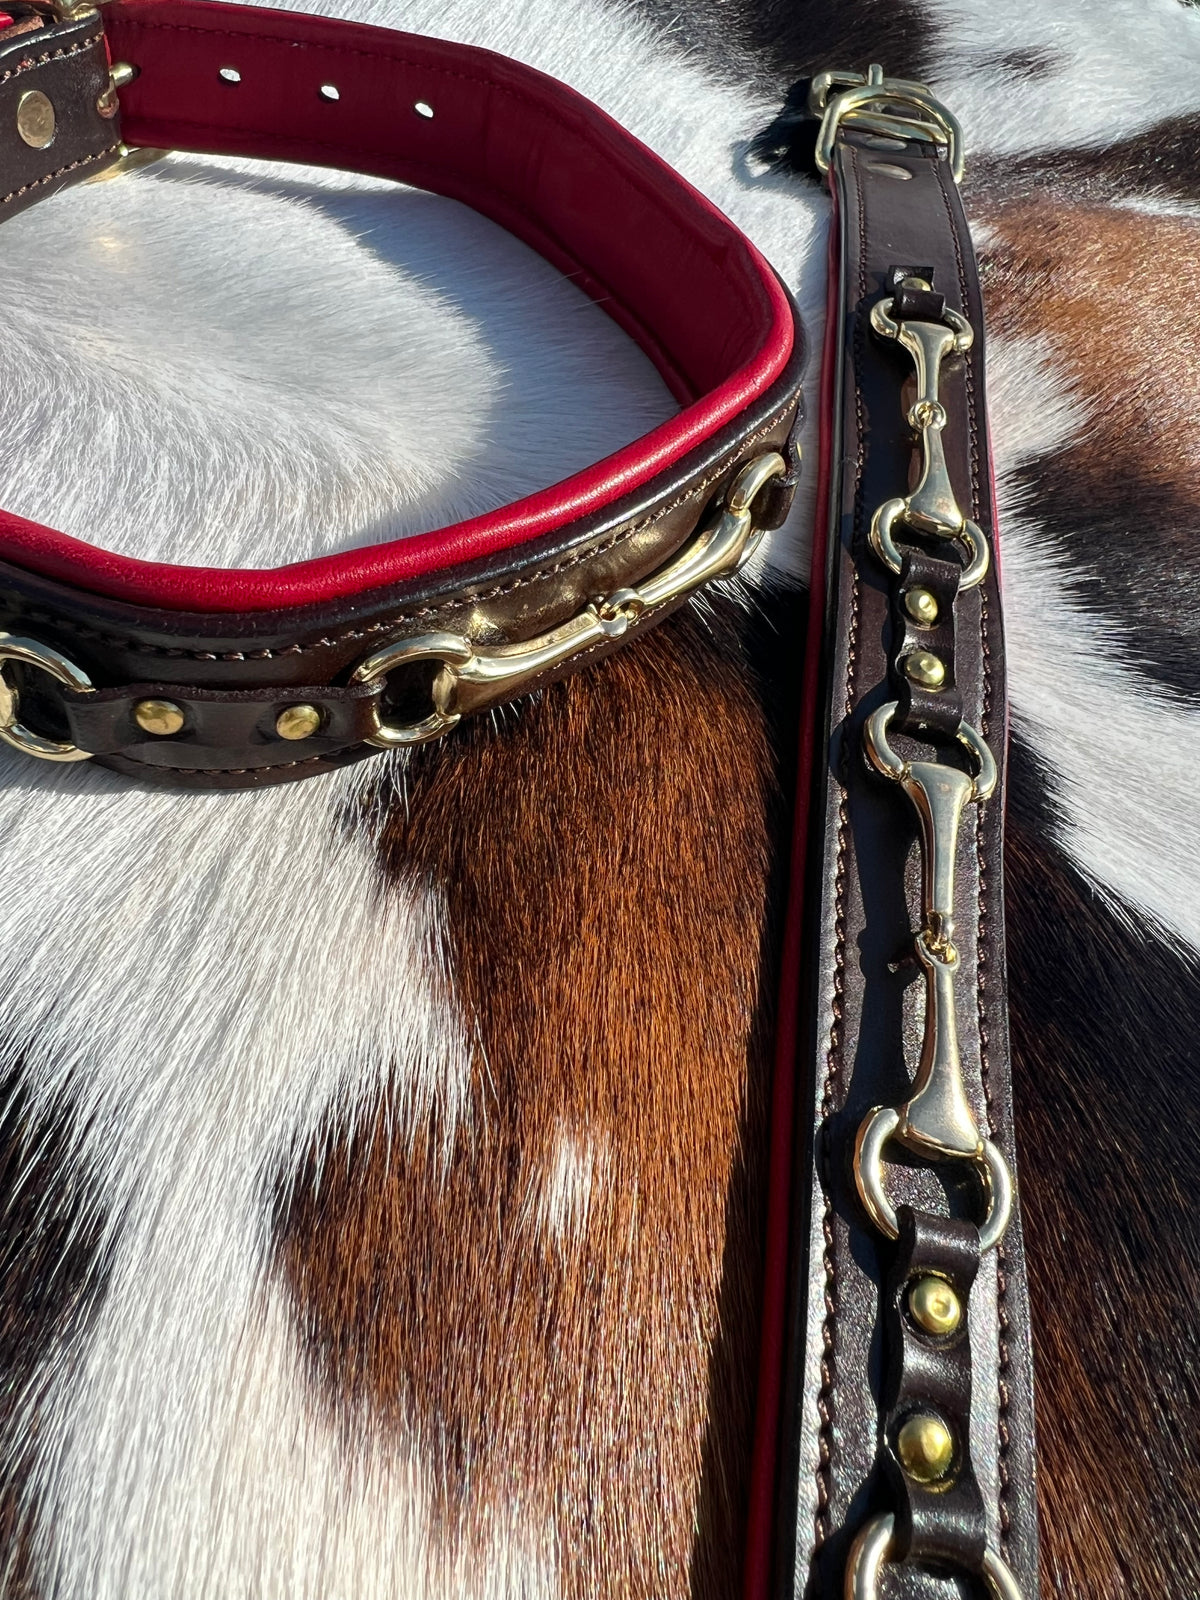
[0,0,1197,1594]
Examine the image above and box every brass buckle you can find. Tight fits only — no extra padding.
[38,0,170,182]
[808,64,964,183]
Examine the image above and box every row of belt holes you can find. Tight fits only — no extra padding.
[217,64,435,117]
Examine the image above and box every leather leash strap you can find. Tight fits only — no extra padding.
[771,75,1040,1600]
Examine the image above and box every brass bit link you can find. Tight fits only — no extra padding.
[846,1513,1024,1600]
[352,452,788,747]
[868,288,989,590]
[855,702,1013,1253]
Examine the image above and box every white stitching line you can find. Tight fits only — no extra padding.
[0,28,102,85]
[0,141,121,208]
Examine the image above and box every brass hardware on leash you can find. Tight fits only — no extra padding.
[868,287,988,589]
[808,65,965,183]
[854,703,1013,1252]
[845,1513,1024,1600]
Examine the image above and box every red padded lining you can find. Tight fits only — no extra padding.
[0,0,794,610]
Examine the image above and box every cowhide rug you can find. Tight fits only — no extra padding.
[0,0,1196,1596]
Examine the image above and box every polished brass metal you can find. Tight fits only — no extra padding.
[864,702,997,958]
[904,650,946,690]
[275,704,322,741]
[353,452,788,748]
[909,1275,962,1337]
[857,702,1013,1249]
[896,1412,955,1483]
[96,60,137,118]
[133,698,185,737]
[854,1104,1013,1253]
[867,287,989,591]
[872,293,973,538]
[845,1512,1025,1600]
[870,498,988,590]
[16,91,55,149]
[809,65,965,182]
[904,586,939,626]
[0,634,94,762]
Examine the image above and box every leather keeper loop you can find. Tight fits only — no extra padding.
[883,1206,988,1572]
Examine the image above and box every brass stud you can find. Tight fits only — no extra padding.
[896,1411,955,1484]
[16,90,55,149]
[133,698,185,737]
[908,1275,962,1337]
[904,650,946,690]
[904,586,939,627]
[275,703,322,741]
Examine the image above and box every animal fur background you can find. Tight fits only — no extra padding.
[0,0,1197,1595]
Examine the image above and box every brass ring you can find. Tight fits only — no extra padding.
[351,631,474,748]
[0,632,95,763]
[853,1105,1013,1253]
[868,499,989,590]
[726,450,787,514]
[870,298,973,353]
[846,1512,1024,1600]
[864,702,998,804]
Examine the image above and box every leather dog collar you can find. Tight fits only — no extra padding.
[0,0,803,786]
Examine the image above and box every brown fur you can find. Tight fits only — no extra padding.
[1005,744,1200,1600]
[275,599,789,1597]
[981,197,1200,1595]
[979,198,1200,500]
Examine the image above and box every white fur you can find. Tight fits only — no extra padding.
[923,0,1200,159]
[986,328,1200,950]
[537,1129,603,1250]
[0,0,827,1593]
[3,0,1196,1593]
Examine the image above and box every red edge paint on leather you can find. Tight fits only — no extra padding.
[0,0,794,612]
[742,195,838,1600]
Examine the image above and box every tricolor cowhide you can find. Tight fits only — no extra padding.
[0,0,1196,1595]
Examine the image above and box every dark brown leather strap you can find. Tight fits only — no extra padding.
[778,87,1039,1600]
[0,373,800,785]
[0,3,121,215]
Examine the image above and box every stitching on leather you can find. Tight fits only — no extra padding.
[940,150,1014,1553]
[0,29,102,84]
[114,18,767,365]
[814,142,867,1553]
[0,139,120,208]
[936,159,981,516]
[116,751,329,776]
[9,407,793,659]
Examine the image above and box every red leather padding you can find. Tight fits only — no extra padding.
[0,0,794,610]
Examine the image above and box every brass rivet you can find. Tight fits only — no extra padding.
[897,1412,955,1484]
[909,1275,962,1337]
[275,703,322,741]
[16,90,55,149]
[133,698,185,737]
[904,650,946,690]
[904,587,939,627]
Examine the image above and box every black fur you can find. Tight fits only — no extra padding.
[1010,454,1200,700]
[626,0,936,95]
[1006,736,1200,1595]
